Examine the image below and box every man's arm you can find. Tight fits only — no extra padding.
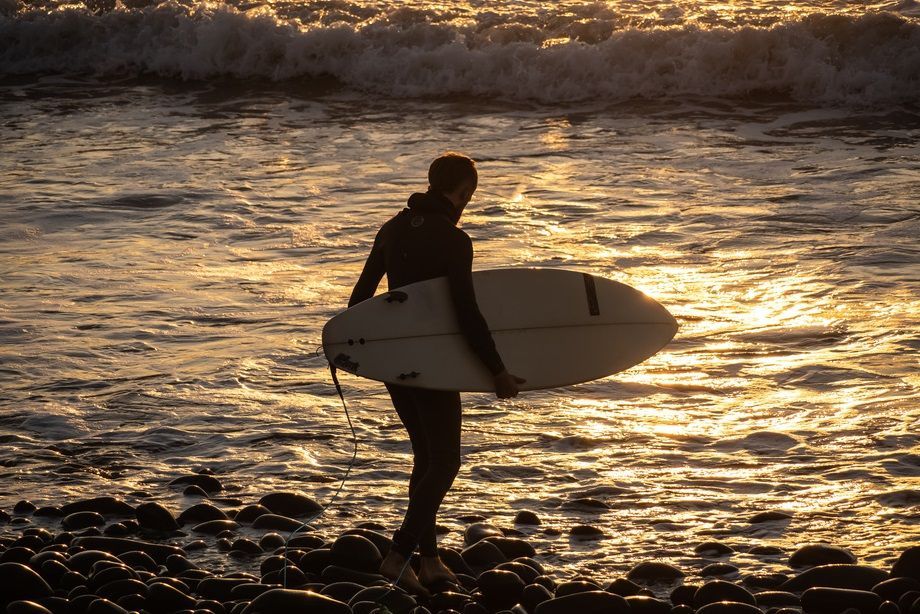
[445,233,507,377]
[348,231,386,308]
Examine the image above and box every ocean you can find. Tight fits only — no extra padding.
[0,0,918,582]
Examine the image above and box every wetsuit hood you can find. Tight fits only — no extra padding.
[407,190,461,225]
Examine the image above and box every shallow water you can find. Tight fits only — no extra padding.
[1,0,919,584]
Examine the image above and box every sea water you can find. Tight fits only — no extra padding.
[0,0,918,580]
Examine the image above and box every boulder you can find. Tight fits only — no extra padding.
[789,545,857,567]
[782,565,889,592]
[627,561,686,582]
[258,493,322,517]
[535,590,630,614]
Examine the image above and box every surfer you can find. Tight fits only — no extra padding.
[348,152,525,594]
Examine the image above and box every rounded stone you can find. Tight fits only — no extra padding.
[135,503,180,532]
[177,503,229,525]
[893,547,920,581]
[330,534,382,573]
[235,505,272,523]
[608,578,643,597]
[555,580,601,597]
[789,544,858,567]
[95,578,148,601]
[478,569,526,610]
[569,525,605,539]
[319,581,365,603]
[259,533,286,551]
[878,601,901,614]
[231,538,263,555]
[461,540,507,569]
[874,578,920,602]
[348,586,417,612]
[251,514,306,532]
[13,501,37,515]
[627,561,686,582]
[192,520,240,535]
[169,474,223,494]
[626,595,673,614]
[782,565,889,592]
[242,587,353,613]
[86,598,129,614]
[696,602,764,614]
[61,498,135,516]
[484,536,536,559]
[1,547,35,564]
[535,590,630,614]
[258,493,322,518]
[0,563,53,605]
[702,563,740,577]
[6,601,53,614]
[148,581,197,611]
[495,561,539,584]
[429,590,473,612]
[464,522,503,547]
[522,583,554,612]
[801,587,882,614]
[513,511,541,525]
[694,581,757,607]
[183,485,209,497]
[341,529,392,557]
[749,546,785,556]
[754,591,801,608]
[743,573,788,590]
[63,512,106,530]
[748,511,793,523]
[695,542,735,556]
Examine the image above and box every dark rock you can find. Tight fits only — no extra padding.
[192,520,240,534]
[135,503,179,532]
[103,523,129,537]
[319,581,365,603]
[439,547,474,577]
[743,573,788,589]
[626,595,672,614]
[484,536,536,559]
[259,533,285,551]
[251,514,305,532]
[320,564,386,586]
[696,602,763,614]
[341,528,392,556]
[561,498,610,511]
[13,501,37,515]
[71,537,186,564]
[286,534,326,550]
[555,580,601,597]
[464,522,504,547]
[878,601,900,614]
[117,550,157,572]
[197,578,252,602]
[694,581,757,607]
[347,586,417,612]
[96,578,148,601]
[461,540,507,569]
[183,485,209,497]
[608,578,642,597]
[1,547,35,564]
[232,583,275,600]
[569,525,605,539]
[514,511,541,525]
[702,563,740,577]
[755,591,801,608]
[6,601,53,614]
[801,587,882,614]
[242,588,350,613]
[184,539,207,551]
[0,510,9,523]
[463,603,490,614]
[782,565,889,591]
[258,493,322,518]
[147,581,196,612]
[89,565,137,589]
[429,590,472,612]
[177,503,229,524]
[61,498,134,516]
[261,566,307,587]
[297,548,333,575]
[235,505,272,523]
[790,545,858,567]
[38,559,70,586]
[893,547,920,581]
[874,577,920,602]
[0,563,53,606]
[749,511,793,523]
[230,539,263,555]
[63,512,106,530]
[86,598,129,614]
[522,583,554,612]
[672,605,695,614]
[330,534,382,573]
[33,507,64,518]
[750,546,785,556]
[627,561,686,582]
[495,561,539,584]
[479,569,526,610]
[166,553,199,573]
[696,542,735,556]
[899,592,920,614]
[169,474,223,494]
[534,590,630,614]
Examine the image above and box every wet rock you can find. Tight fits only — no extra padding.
[287,534,326,549]
[0,510,9,523]
[782,565,889,591]
[514,510,541,525]
[95,578,148,601]
[464,522,504,546]
[672,605,695,614]
[749,545,785,556]
[261,565,307,587]
[103,523,129,537]
[461,540,507,569]
[801,587,882,614]
[429,590,472,612]
[899,592,920,614]
[626,595,673,614]
[347,586,417,612]
[183,485,209,497]
[342,528,392,556]
[893,547,920,581]
[232,583,275,600]
[165,553,199,573]
[743,572,788,589]
[61,497,135,516]
[235,505,272,523]
[86,598,129,614]
[627,561,686,582]
[874,577,920,602]
[569,525,605,539]
[297,548,333,575]
[320,564,386,586]
[789,544,858,567]
[185,539,207,551]
[177,503,229,525]
[241,587,350,613]
[330,534,382,573]
[71,537,186,564]
[696,602,763,614]
[89,564,138,589]
[258,493,322,517]
[231,538,263,555]
[197,577,252,601]
[755,591,801,608]
[522,582,554,611]
[147,580,196,611]
[38,559,69,586]
[479,569,526,610]
[555,580,601,597]
[534,590,630,614]
[439,547,474,577]
[251,514,305,532]
[0,563,53,606]
[259,532,285,551]
[320,581,365,603]
[607,578,642,597]
[695,542,735,556]
[561,498,610,511]
[6,601,53,614]
[13,501,37,515]
[135,503,179,532]
[495,561,539,584]
[1,547,34,564]
[169,474,223,494]
[694,581,757,607]
[702,563,740,577]
[878,601,900,614]
[192,520,240,534]
[749,511,793,523]
[485,536,536,559]
[33,506,64,518]
[63,512,106,530]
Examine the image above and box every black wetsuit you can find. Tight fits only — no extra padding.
[349,190,505,558]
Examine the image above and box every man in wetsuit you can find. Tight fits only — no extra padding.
[348,152,524,594]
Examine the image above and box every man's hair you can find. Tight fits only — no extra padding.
[428,152,478,194]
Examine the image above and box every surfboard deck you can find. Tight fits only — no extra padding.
[322,268,677,392]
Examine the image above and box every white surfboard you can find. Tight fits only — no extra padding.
[322,268,677,392]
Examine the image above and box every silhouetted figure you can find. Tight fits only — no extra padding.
[348,152,525,594]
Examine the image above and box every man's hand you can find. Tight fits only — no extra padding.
[494,370,526,399]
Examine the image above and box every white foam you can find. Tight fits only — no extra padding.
[1,4,919,104]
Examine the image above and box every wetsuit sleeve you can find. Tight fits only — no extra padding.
[446,233,506,376]
[348,230,386,308]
